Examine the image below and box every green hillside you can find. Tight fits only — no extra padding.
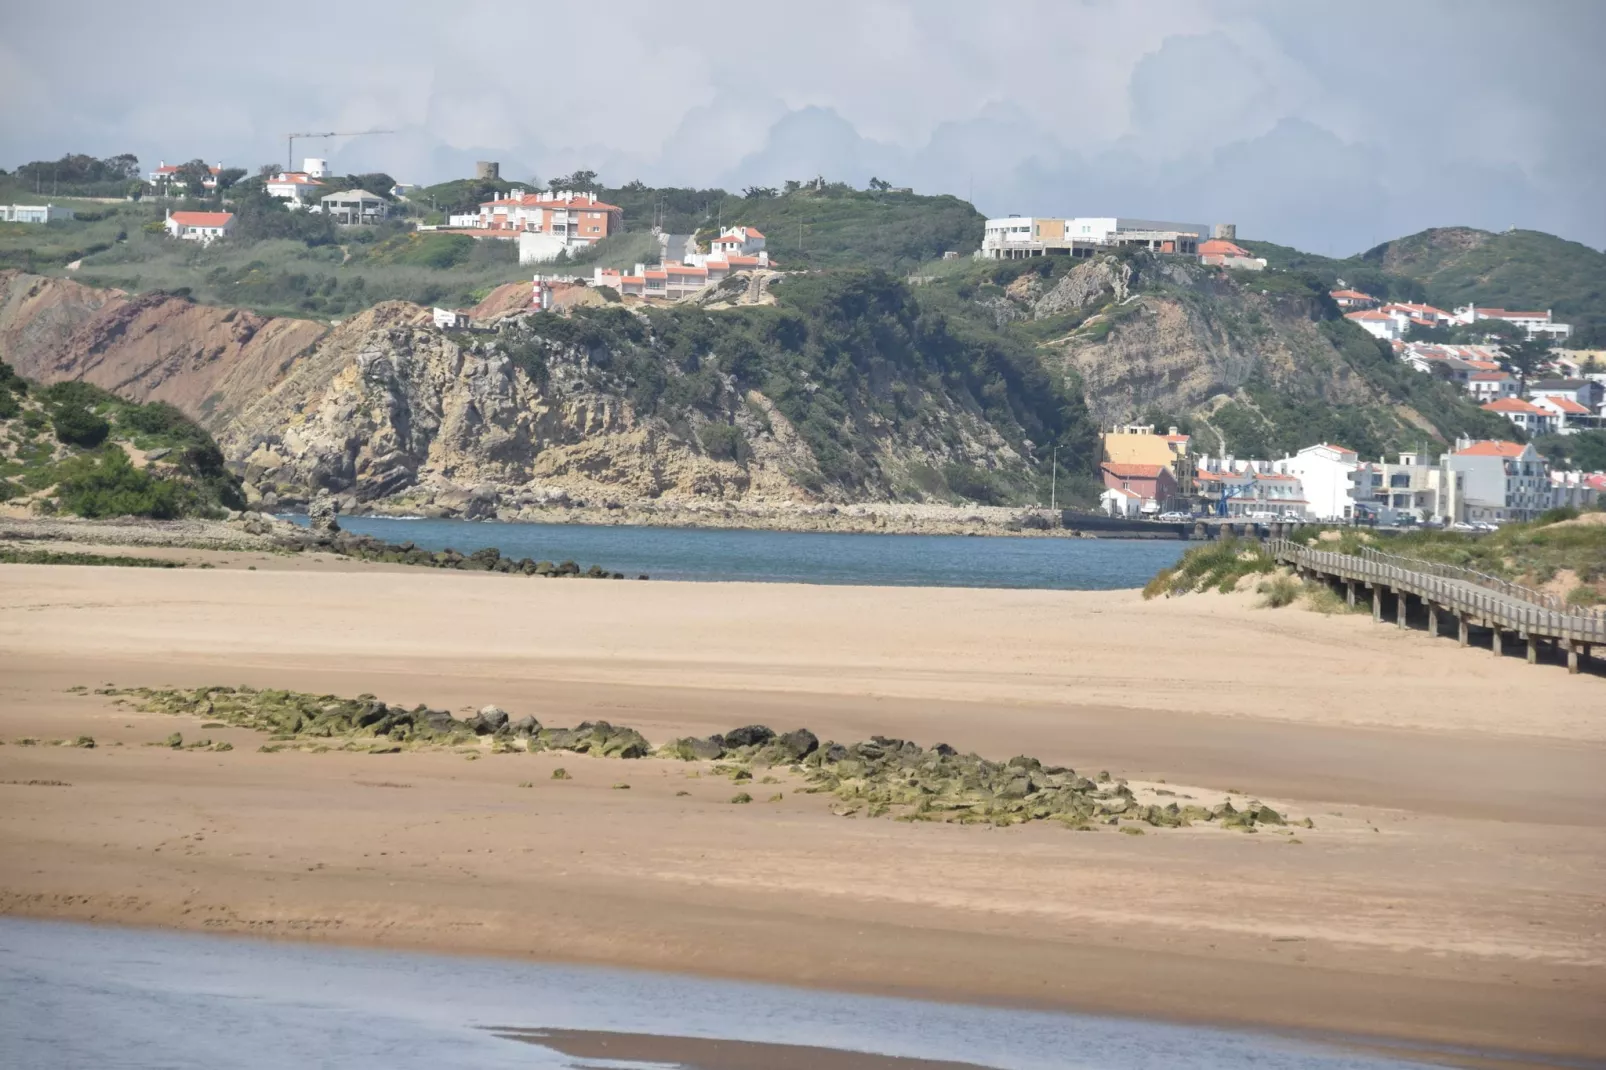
[1243,227,1606,345]
[0,362,243,518]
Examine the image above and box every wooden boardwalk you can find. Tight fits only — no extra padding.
[1268,539,1605,674]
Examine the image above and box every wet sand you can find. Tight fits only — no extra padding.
[0,562,1602,1067]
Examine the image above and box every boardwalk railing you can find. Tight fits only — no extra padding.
[1354,546,1605,620]
[1267,539,1606,648]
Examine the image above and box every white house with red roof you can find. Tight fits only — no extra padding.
[708,226,766,259]
[1276,443,1363,521]
[1328,288,1378,310]
[164,209,234,245]
[1467,370,1518,402]
[1345,309,1403,342]
[1446,439,1553,523]
[1450,304,1572,342]
[1197,238,1266,271]
[150,161,223,191]
[1481,397,1558,436]
[265,170,325,207]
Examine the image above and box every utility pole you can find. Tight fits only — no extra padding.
[1051,445,1058,511]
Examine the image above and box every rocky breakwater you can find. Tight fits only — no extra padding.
[243,494,641,579]
[108,686,1306,834]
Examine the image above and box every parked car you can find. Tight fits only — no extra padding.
[1156,511,1190,522]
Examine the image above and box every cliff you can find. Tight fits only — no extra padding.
[0,270,1082,517]
[967,253,1511,459]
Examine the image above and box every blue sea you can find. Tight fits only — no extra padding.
[0,919,1470,1070]
[286,516,1186,589]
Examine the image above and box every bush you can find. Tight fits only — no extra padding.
[697,421,744,461]
[51,405,111,447]
[1537,506,1579,526]
[1256,574,1301,608]
[52,448,184,518]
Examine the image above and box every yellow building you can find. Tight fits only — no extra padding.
[1101,424,1191,470]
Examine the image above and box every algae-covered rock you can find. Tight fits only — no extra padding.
[722,725,775,749]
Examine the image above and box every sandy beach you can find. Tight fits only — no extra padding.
[1,561,1602,1067]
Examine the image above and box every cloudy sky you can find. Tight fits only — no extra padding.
[4,0,1602,253]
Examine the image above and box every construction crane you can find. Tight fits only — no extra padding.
[285,130,396,173]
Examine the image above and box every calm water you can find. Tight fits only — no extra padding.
[287,516,1185,589]
[0,919,1450,1070]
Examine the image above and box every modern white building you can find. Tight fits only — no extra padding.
[0,204,74,223]
[1450,305,1572,342]
[979,215,1215,258]
[165,209,234,244]
[1527,378,1605,412]
[1276,443,1363,521]
[1351,452,1464,524]
[1445,440,1553,524]
[320,189,388,225]
[1466,371,1519,402]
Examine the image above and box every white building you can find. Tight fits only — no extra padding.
[1446,440,1553,523]
[0,204,74,224]
[1351,452,1464,525]
[1100,486,1143,517]
[1450,305,1572,342]
[432,307,469,330]
[1345,309,1404,342]
[265,171,325,207]
[1467,371,1519,402]
[320,189,388,225]
[1530,394,1597,433]
[980,215,1214,258]
[150,161,222,190]
[1481,397,1558,436]
[707,225,765,259]
[165,209,234,244]
[1527,378,1605,412]
[1276,443,1362,521]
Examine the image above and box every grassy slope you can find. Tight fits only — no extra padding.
[0,362,243,518]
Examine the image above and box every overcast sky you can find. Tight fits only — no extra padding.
[4,0,1602,254]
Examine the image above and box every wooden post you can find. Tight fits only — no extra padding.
[1566,639,1579,675]
[1427,603,1438,638]
[1492,626,1503,657]
[1345,580,1355,607]
[1372,586,1382,623]
[1526,634,1538,665]
[1396,589,1408,629]
[1458,615,1469,648]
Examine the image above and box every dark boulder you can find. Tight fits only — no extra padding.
[465,705,510,735]
[722,725,775,749]
[510,715,541,737]
[773,728,819,761]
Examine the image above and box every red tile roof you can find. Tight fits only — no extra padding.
[1455,440,1526,458]
[1469,372,1511,381]
[169,211,233,227]
[1198,239,1251,257]
[1482,398,1548,414]
[1101,463,1168,479]
[1329,289,1375,301]
[1345,310,1392,321]
[1539,397,1591,415]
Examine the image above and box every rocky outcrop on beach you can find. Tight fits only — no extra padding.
[111,685,1306,833]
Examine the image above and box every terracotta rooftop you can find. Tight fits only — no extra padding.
[1101,463,1168,479]
[1482,398,1548,414]
[1454,440,1527,458]
[169,211,233,227]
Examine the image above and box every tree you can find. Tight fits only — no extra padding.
[552,169,599,191]
[742,186,778,198]
[51,405,111,448]
[173,158,214,198]
[868,177,892,192]
[1501,335,1553,393]
[215,167,248,191]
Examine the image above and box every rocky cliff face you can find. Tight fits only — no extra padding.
[0,272,1041,516]
[992,253,1495,456]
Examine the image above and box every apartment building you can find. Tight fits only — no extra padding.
[1276,443,1363,521]
[1351,452,1463,524]
[979,215,1217,259]
[1450,305,1572,342]
[1445,440,1554,523]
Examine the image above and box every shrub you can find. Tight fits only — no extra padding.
[1256,574,1301,608]
[51,448,184,518]
[1537,506,1579,526]
[697,421,744,461]
[51,406,111,447]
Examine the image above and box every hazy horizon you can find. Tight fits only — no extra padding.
[3,0,1602,255]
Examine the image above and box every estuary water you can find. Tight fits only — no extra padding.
[287,515,1186,589]
[0,919,1447,1070]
